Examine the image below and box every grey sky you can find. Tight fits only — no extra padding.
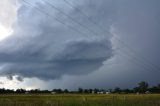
[0,0,160,89]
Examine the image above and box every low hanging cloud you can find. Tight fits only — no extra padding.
[0,0,115,80]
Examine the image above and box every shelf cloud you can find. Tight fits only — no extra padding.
[0,0,114,80]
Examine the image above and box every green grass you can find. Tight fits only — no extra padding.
[0,94,159,106]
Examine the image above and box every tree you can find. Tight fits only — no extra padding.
[64,89,69,93]
[122,89,133,94]
[52,89,63,93]
[137,81,148,93]
[93,88,99,93]
[157,84,160,93]
[114,87,121,93]
[149,84,160,93]
[157,84,160,89]
[88,89,93,93]
[78,88,83,93]
[16,88,26,93]
[84,89,89,93]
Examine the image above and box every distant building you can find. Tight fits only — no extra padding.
[145,91,150,94]
[25,92,29,94]
[97,91,104,94]
[51,92,56,94]
[105,91,111,94]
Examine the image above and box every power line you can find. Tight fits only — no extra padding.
[22,0,90,39]
[112,35,160,72]
[63,0,107,34]
[22,0,159,73]
[63,0,160,72]
[45,0,100,37]
[117,48,158,73]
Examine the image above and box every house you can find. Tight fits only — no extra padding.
[25,92,29,94]
[97,91,104,94]
[145,91,150,94]
[51,92,56,94]
[105,91,111,94]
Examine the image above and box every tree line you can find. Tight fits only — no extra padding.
[0,81,159,94]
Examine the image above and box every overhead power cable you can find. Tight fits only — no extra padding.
[22,0,90,39]
[22,0,159,73]
[46,0,157,72]
[63,0,160,72]
[45,1,100,37]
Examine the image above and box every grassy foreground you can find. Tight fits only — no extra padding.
[0,94,159,106]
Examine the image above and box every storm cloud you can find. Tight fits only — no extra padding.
[0,0,114,80]
[0,0,160,89]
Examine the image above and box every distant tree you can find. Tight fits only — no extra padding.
[64,89,69,93]
[149,84,160,93]
[84,89,89,93]
[57,89,63,93]
[157,84,160,93]
[133,87,139,93]
[29,89,40,93]
[93,88,99,93]
[137,81,148,93]
[78,88,83,93]
[0,88,5,94]
[108,89,112,92]
[52,89,63,93]
[88,89,93,93]
[42,90,50,93]
[149,86,158,93]
[100,89,105,92]
[114,87,121,93]
[16,88,26,93]
[122,89,133,94]
[35,89,40,93]
[1,81,159,94]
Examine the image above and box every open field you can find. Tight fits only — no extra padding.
[0,94,159,106]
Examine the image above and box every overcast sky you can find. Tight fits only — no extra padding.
[0,0,160,90]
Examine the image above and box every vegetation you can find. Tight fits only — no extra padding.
[0,81,159,94]
[0,81,159,106]
[0,94,159,106]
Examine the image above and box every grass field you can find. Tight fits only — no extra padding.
[0,94,159,106]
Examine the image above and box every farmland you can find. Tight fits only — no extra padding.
[0,94,159,106]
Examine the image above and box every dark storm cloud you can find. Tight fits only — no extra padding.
[0,39,113,80]
[16,76,24,82]
[40,0,160,89]
[0,0,114,80]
